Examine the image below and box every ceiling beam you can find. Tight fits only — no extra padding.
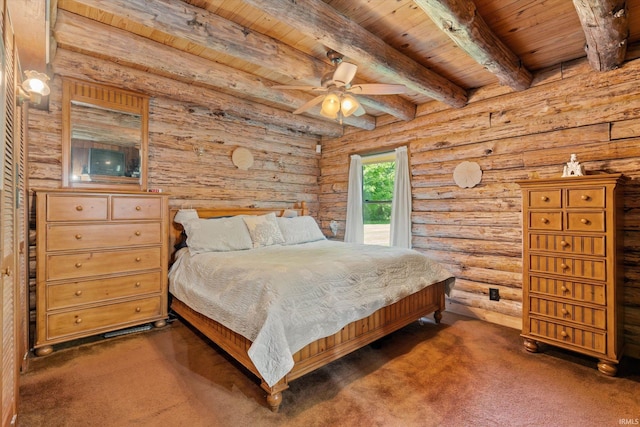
[53,18,346,137]
[54,48,345,138]
[356,95,416,121]
[53,10,374,131]
[242,0,468,108]
[572,0,628,71]
[414,0,532,91]
[57,0,412,123]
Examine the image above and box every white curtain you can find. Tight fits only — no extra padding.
[390,146,412,248]
[345,154,363,243]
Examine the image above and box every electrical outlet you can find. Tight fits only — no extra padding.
[489,288,500,301]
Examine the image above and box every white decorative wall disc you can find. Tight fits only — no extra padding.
[232,147,254,170]
[453,161,482,188]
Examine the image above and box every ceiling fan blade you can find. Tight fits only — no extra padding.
[293,95,325,114]
[272,85,327,92]
[353,104,366,117]
[348,84,406,95]
[332,62,358,86]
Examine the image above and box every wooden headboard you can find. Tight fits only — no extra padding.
[168,201,308,263]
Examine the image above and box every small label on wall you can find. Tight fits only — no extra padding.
[316,144,322,154]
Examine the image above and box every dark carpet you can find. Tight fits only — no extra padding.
[18,312,640,426]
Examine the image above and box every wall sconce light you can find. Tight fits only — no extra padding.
[193,145,205,157]
[17,70,51,105]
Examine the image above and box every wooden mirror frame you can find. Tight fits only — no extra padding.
[62,78,149,190]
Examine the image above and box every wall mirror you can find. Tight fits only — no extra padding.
[62,78,149,190]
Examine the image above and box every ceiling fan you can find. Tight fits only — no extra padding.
[272,50,406,121]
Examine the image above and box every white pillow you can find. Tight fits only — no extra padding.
[282,209,299,218]
[181,216,253,253]
[242,212,285,248]
[173,209,199,224]
[276,216,326,245]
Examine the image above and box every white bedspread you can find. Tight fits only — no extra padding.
[168,240,455,386]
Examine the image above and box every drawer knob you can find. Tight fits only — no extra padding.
[560,330,568,338]
[75,205,83,211]
[561,285,568,293]
[540,196,548,201]
[135,231,141,236]
[581,218,589,224]
[75,234,82,240]
[135,257,142,262]
[581,195,590,201]
[135,206,142,211]
[75,290,82,296]
[541,218,549,224]
[75,262,83,268]
[560,263,568,270]
[135,307,141,313]
[75,318,83,324]
[135,281,141,287]
[560,240,569,247]
[561,308,568,315]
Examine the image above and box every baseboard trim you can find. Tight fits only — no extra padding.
[445,302,640,362]
[445,301,521,330]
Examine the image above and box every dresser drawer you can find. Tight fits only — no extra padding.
[528,275,606,305]
[45,296,162,341]
[112,196,163,220]
[46,271,162,310]
[528,212,562,230]
[527,189,562,208]
[529,296,606,329]
[46,247,162,281]
[566,187,606,208]
[566,212,605,232]
[46,195,109,222]
[528,317,606,354]
[529,254,606,281]
[528,234,606,256]
[46,222,162,251]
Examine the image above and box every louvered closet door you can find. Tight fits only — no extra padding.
[1,3,18,424]
[16,86,27,375]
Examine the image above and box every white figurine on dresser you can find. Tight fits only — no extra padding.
[562,153,585,177]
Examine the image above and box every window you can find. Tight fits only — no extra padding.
[362,152,395,245]
[346,147,410,247]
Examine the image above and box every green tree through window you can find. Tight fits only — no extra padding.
[363,161,395,224]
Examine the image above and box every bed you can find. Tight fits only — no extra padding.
[167,203,455,412]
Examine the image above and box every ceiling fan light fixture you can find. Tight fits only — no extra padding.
[321,93,340,117]
[320,109,338,119]
[275,52,405,121]
[340,94,359,117]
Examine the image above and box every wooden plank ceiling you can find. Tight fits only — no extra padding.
[17,0,640,135]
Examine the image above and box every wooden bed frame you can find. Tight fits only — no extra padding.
[167,203,447,412]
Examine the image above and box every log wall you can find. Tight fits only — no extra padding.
[319,56,640,358]
[25,44,640,360]
[27,49,322,212]
[26,49,321,340]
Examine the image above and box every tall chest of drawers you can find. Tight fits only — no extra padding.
[517,174,624,375]
[34,190,169,356]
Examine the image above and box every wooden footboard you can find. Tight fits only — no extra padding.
[170,280,446,412]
